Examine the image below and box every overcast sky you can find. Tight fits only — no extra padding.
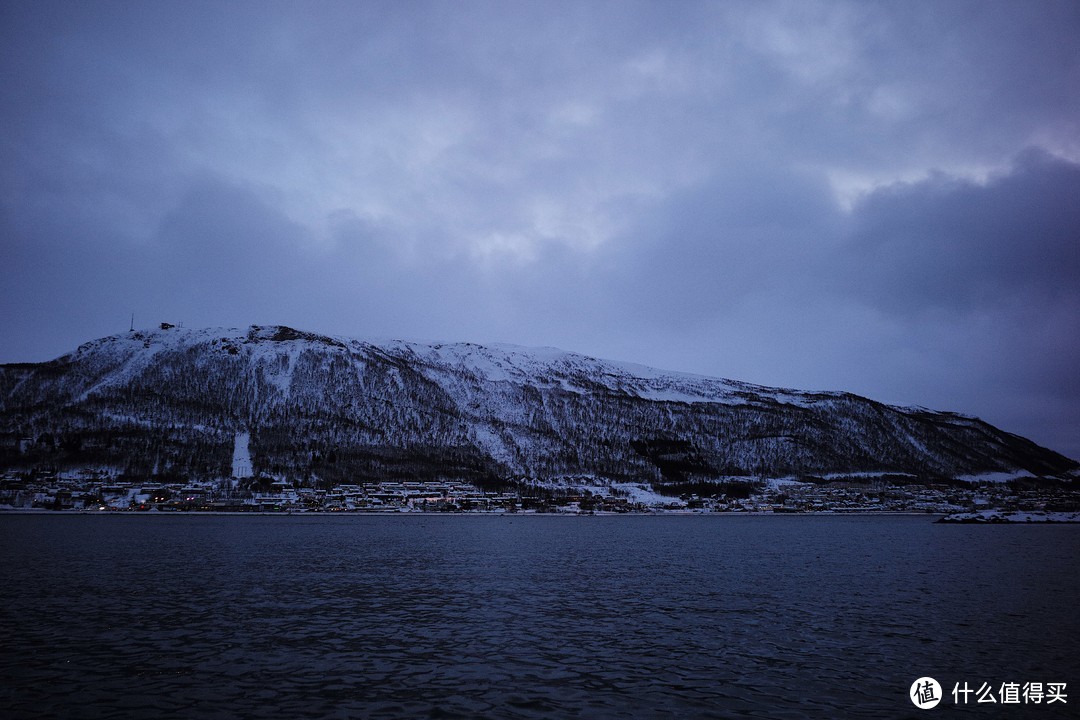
[2,0,1078,459]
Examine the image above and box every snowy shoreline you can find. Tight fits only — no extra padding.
[0,507,945,518]
[937,510,1080,523]
[6,504,1079,521]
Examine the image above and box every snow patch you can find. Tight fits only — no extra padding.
[819,471,919,480]
[940,510,1080,523]
[609,482,682,507]
[956,471,1034,484]
[763,476,809,490]
[471,426,516,466]
[232,432,252,478]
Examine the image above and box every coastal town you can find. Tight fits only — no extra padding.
[2,470,1077,519]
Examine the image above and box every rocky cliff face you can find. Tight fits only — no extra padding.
[1,325,1075,488]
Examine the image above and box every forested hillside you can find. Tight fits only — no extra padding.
[1,325,1075,489]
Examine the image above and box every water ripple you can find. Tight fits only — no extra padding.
[1,515,1077,719]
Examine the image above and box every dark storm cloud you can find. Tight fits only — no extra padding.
[835,152,1080,457]
[847,151,1080,316]
[1,1,1078,457]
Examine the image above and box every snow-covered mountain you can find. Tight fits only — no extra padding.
[1,325,1075,488]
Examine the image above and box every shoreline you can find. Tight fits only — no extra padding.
[4,508,1077,521]
[0,507,950,518]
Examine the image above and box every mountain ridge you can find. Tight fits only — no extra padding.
[1,324,1075,489]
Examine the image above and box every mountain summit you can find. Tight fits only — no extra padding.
[1,325,1075,488]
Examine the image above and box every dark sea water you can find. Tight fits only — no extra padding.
[1,514,1077,719]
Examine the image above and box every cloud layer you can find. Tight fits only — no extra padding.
[2,1,1078,457]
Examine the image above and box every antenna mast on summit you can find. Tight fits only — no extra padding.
[130,313,134,332]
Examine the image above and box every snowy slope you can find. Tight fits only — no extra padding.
[1,324,1076,486]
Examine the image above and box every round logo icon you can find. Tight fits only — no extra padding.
[911,677,942,709]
